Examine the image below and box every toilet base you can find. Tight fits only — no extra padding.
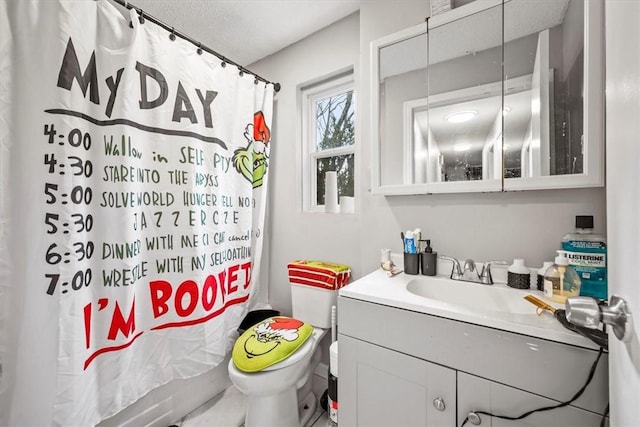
[242,389,318,427]
[244,387,299,427]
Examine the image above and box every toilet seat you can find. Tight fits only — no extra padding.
[261,327,323,371]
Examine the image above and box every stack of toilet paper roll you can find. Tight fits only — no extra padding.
[325,171,354,214]
[339,196,354,214]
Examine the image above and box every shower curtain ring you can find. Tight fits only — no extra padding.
[124,0,128,7]
[197,42,203,55]
[169,27,176,41]
[254,78,259,85]
[238,66,244,77]
[221,57,227,67]
[138,10,145,24]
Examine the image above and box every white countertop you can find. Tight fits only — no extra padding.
[339,269,601,350]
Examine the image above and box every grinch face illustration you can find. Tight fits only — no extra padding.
[242,317,303,359]
[233,111,271,188]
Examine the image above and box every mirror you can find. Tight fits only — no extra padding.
[376,27,429,191]
[371,0,603,195]
[420,1,503,192]
[407,75,530,184]
[502,0,603,190]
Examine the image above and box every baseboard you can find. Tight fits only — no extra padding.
[314,362,328,379]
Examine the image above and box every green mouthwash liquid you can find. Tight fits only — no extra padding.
[561,215,607,301]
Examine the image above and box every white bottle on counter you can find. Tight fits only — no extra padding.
[507,258,531,289]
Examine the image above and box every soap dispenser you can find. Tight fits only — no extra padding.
[543,250,581,303]
[420,240,437,276]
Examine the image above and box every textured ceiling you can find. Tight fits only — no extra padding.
[118,0,361,67]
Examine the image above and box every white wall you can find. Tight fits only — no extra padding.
[249,12,362,318]
[249,0,606,322]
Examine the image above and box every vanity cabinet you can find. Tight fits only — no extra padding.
[458,373,607,426]
[339,335,456,426]
[338,296,609,427]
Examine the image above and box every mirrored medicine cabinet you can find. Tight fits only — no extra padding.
[371,0,604,195]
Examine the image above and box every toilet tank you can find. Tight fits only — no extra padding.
[287,261,351,328]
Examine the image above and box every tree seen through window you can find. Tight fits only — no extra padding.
[315,90,355,205]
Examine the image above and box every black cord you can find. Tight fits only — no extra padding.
[461,347,606,427]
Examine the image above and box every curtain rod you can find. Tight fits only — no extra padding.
[109,0,281,93]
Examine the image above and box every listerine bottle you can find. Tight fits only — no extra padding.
[562,215,607,300]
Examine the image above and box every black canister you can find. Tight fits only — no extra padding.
[404,253,420,275]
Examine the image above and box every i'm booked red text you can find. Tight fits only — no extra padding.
[82,261,251,370]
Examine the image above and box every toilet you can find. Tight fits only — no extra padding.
[229,260,350,427]
[228,326,325,427]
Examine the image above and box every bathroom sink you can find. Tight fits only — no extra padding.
[339,269,595,349]
[406,277,538,315]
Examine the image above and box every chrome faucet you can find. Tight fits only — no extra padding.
[438,256,507,285]
[478,261,509,284]
[461,259,480,282]
[437,255,463,280]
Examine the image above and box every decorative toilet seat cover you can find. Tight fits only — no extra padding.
[232,316,314,373]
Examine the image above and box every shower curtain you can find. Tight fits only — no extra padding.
[0,1,274,425]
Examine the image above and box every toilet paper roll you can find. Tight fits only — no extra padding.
[324,171,339,213]
[339,196,354,213]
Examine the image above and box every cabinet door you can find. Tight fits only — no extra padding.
[457,372,608,427]
[339,335,456,427]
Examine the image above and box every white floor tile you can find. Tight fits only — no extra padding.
[180,385,246,427]
[310,410,329,427]
[177,385,329,427]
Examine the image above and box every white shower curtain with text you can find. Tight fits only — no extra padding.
[0,1,274,425]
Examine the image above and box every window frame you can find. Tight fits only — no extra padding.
[301,72,356,213]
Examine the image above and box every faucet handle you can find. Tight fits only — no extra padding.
[479,261,508,284]
[438,255,463,279]
[463,259,476,272]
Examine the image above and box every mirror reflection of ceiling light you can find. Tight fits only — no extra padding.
[445,110,477,123]
[454,143,472,152]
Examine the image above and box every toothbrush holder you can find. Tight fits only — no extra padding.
[404,253,420,275]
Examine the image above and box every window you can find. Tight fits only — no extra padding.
[301,72,355,213]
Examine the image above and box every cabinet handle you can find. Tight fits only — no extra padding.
[467,412,482,425]
[432,397,446,411]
